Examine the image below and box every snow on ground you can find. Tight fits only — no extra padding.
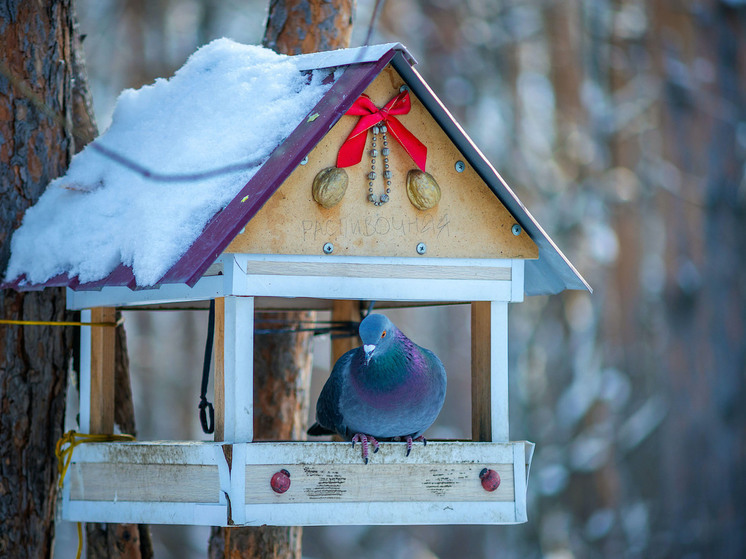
[5,38,335,287]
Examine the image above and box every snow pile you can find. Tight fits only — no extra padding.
[5,38,335,287]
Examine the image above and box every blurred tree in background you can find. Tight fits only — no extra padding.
[52,1,745,558]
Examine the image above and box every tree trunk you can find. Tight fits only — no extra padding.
[262,0,355,55]
[209,2,355,557]
[0,3,151,558]
[0,2,78,557]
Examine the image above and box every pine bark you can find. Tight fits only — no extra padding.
[263,0,355,54]
[0,3,151,557]
[209,2,355,557]
[0,2,77,557]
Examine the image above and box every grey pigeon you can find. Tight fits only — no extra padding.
[308,313,447,463]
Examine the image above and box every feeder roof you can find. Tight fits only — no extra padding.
[3,40,588,296]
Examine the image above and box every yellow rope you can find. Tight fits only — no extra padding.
[0,317,124,327]
[55,430,136,559]
[56,430,135,489]
[77,522,83,559]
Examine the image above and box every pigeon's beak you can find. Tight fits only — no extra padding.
[364,344,375,365]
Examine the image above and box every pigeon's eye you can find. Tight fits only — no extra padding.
[381,331,387,339]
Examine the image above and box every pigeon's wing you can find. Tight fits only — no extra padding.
[422,346,447,381]
[312,348,357,436]
[422,346,447,400]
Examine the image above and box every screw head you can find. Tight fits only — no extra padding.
[455,160,465,173]
[416,242,427,255]
[300,156,308,165]
[323,242,334,254]
[271,469,291,494]
[479,468,501,492]
[511,223,522,236]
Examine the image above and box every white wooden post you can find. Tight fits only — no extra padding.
[222,295,254,442]
[79,308,92,433]
[491,300,509,441]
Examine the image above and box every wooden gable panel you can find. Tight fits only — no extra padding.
[226,66,538,259]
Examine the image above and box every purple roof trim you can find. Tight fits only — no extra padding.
[159,50,398,288]
[1,274,42,291]
[1,269,72,290]
[73,263,136,291]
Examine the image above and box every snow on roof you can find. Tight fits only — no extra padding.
[4,38,338,287]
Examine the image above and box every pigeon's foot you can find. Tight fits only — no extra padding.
[405,435,427,457]
[351,433,380,464]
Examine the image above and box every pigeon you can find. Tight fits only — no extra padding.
[308,313,447,463]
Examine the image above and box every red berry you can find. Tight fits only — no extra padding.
[271,469,291,494]
[479,468,500,492]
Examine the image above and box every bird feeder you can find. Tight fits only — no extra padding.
[3,42,588,527]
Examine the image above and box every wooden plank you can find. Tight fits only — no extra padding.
[69,463,220,503]
[79,309,92,433]
[471,301,492,442]
[241,500,521,526]
[511,258,525,303]
[214,297,225,441]
[490,302,509,441]
[67,440,523,465]
[225,65,538,260]
[240,440,522,465]
[243,261,511,281]
[67,440,227,464]
[245,463,513,504]
[63,502,228,526]
[240,275,513,302]
[331,300,361,362]
[221,296,254,442]
[89,306,116,434]
[63,500,520,527]
[513,442,528,523]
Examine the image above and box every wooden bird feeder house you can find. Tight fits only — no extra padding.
[4,43,588,527]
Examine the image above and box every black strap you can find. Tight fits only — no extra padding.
[199,299,215,434]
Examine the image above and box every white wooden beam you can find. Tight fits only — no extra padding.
[79,309,92,433]
[225,254,517,302]
[491,301,509,442]
[511,258,525,302]
[221,296,254,443]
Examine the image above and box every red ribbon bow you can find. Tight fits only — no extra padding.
[336,90,427,171]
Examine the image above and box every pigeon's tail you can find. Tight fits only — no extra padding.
[307,422,336,436]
